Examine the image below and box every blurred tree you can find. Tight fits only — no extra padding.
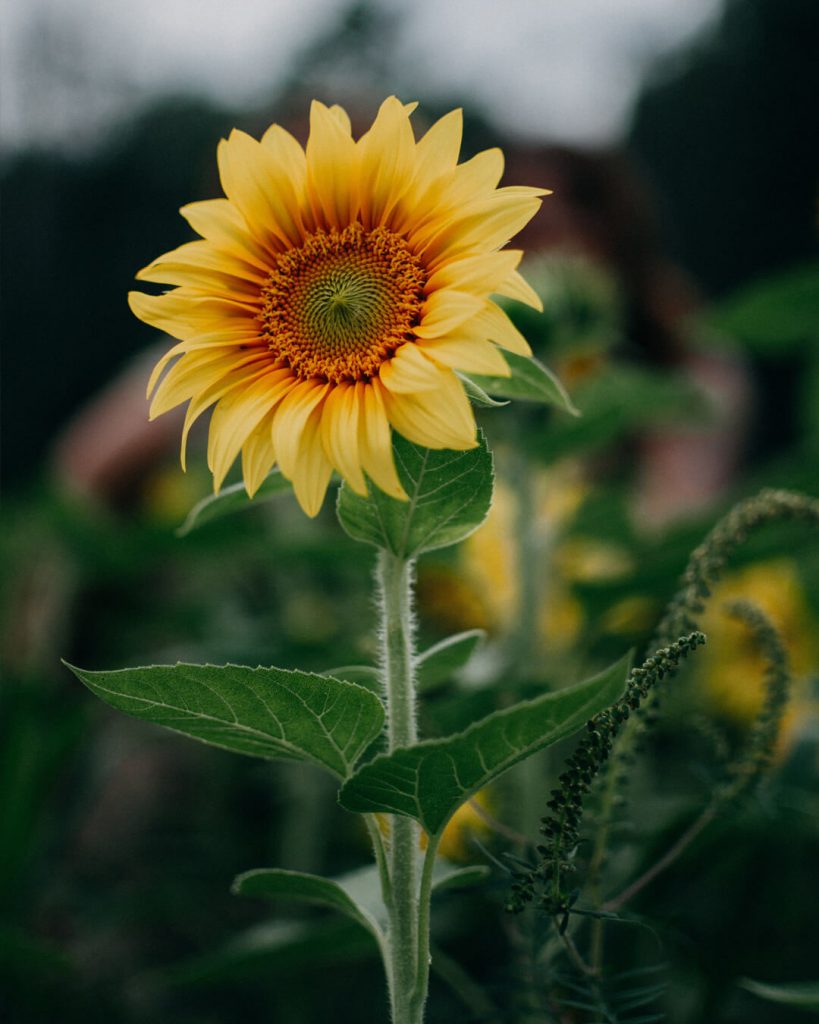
[0,99,236,486]
[629,0,819,298]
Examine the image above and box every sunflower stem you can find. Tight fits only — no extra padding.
[376,550,426,1024]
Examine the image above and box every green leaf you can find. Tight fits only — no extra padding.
[340,653,631,835]
[324,632,486,696]
[431,864,490,893]
[177,470,291,536]
[710,262,819,354]
[740,979,819,1011]
[323,665,380,691]
[456,373,510,408]
[468,351,579,415]
[231,860,482,943]
[417,630,485,692]
[232,867,386,941]
[336,429,494,557]
[66,661,384,779]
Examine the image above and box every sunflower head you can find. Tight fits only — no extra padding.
[130,98,549,516]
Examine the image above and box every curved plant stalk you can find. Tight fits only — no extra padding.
[603,598,793,914]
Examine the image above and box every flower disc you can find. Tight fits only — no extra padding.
[260,224,426,383]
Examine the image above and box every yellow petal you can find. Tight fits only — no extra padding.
[423,196,543,267]
[328,104,352,134]
[425,250,522,297]
[128,290,255,341]
[136,239,267,291]
[146,328,263,396]
[241,411,278,497]
[379,343,445,393]
[271,379,330,480]
[414,290,485,339]
[179,198,274,270]
[260,123,312,231]
[494,185,553,198]
[305,100,358,230]
[217,129,304,248]
[469,302,533,356]
[319,382,367,495]
[136,269,262,301]
[441,147,504,205]
[414,109,463,186]
[288,405,334,518]
[260,123,307,186]
[177,359,277,470]
[208,369,295,491]
[417,336,510,376]
[358,96,416,228]
[494,268,544,311]
[380,372,477,451]
[149,347,249,416]
[358,382,407,500]
[391,108,463,233]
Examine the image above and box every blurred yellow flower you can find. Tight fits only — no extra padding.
[602,594,658,637]
[374,790,492,862]
[462,463,588,643]
[698,559,818,724]
[130,98,548,516]
[436,791,493,862]
[555,537,634,583]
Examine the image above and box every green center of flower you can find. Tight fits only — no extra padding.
[259,224,426,383]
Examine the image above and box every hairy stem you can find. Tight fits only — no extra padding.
[377,550,425,1024]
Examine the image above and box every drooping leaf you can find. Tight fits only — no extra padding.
[336,429,494,557]
[177,470,292,536]
[340,654,631,835]
[417,630,485,692]
[740,978,819,1011]
[323,665,380,691]
[66,662,384,779]
[231,861,487,944]
[232,867,386,940]
[456,373,510,408]
[431,864,490,893]
[468,352,579,415]
[323,633,485,697]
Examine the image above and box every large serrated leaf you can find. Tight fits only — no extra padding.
[339,654,631,836]
[177,470,292,536]
[336,429,494,557]
[468,351,579,415]
[66,662,384,779]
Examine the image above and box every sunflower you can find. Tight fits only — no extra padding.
[130,97,548,516]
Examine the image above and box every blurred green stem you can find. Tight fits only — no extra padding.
[512,452,547,837]
[513,449,541,674]
[377,550,426,1024]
